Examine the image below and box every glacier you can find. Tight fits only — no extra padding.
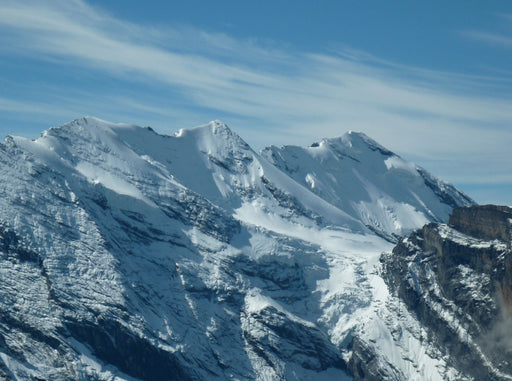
[0,117,476,380]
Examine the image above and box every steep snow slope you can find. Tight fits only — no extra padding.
[0,117,471,380]
[262,132,473,240]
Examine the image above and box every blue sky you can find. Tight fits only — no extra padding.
[0,0,511,205]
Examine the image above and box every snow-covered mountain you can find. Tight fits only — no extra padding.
[0,117,476,380]
[262,132,473,240]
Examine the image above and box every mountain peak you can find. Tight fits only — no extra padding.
[176,119,231,135]
[262,130,473,238]
[324,130,394,157]
[42,116,148,142]
[175,120,251,155]
[346,130,369,138]
[209,119,230,132]
[205,120,243,143]
[343,130,378,146]
[302,131,395,159]
[59,116,128,130]
[71,116,108,125]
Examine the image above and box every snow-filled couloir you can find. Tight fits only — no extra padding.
[0,117,475,380]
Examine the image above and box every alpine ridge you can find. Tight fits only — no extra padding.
[0,117,476,380]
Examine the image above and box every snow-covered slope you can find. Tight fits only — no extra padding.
[0,117,474,380]
[262,132,473,240]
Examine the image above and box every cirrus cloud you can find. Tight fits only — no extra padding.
[0,0,511,204]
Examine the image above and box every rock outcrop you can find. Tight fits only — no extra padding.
[449,205,512,247]
[382,205,512,380]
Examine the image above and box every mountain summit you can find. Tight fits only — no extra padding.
[0,118,476,380]
[262,131,473,240]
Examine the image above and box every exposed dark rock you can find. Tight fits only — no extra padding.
[0,362,14,381]
[159,189,241,243]
[65,318,194,381]
[348,337,404,381]
[449,205,512,247]
[235,255,308,291]
[241,305,346,373]
[260,176,323,223]
[382,205,512,380]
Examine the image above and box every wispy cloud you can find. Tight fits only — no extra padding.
[462,12,512,49]
[0,0,511,202]
[463,31,512,48]
[0,97,60,115]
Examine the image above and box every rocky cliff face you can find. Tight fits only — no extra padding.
[449,205,512,248]
[382,205,512,380]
